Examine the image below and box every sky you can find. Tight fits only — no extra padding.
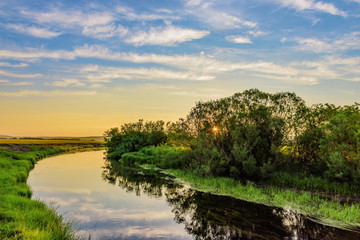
[0,0,359,137]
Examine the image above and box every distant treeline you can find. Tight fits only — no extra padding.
[104,89,360,191]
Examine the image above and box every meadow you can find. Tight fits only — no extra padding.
[0,139,103,239]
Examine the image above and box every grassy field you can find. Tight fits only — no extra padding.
[0,138,103,145]
[0,140,102,239]
[164,169,360,231]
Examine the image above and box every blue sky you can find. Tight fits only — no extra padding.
[0,0,359,136]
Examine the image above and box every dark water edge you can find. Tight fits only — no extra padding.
[104,160,360,240]
[28,151,360,240]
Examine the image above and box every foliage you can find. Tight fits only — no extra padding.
[164,169,360,229]
[104,119,167,160]
[0,145,84,240]
[105,89,360,191]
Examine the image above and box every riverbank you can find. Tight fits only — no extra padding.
[0,141,103,239]
[163,169,360,231]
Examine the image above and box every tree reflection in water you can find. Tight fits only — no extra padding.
[102,160,360,240]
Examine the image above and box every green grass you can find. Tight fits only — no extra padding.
[0,138,104,145]
[0,142,100,239]
[264,171,359,197]
[164,169,360,230]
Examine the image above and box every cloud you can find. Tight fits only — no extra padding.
[21,9,114,28]
[88,83,103,88]
[0,69,41,78]
[116,6,180,21]
[184,0,257,30]
[82,24,128,39]
[0,48,75,60]
[125,25,210,46]
[80,64,99,72]
[86,67,215,82]
[0,62,28,67]
[295,38,333,52]
[0,90,96,97]
[51,78,86,87]
[7,24,61,38]
[19,8,123,39]
[1,44,358,85]
[294,32,360,53]
[275,0,347,17]
[0,80,33,86]
[226,35,252,44]
[248,31,266,37]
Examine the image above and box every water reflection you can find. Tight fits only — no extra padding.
[102,159,360,240]
[28,151,193,240]
[28,151,360,240]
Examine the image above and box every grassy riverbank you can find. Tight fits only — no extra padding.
[0,140,103,239]
[164,169,360,230]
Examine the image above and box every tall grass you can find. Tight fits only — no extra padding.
[164,169,360,230]
[0,143,98,239]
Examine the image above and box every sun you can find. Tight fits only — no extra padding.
[212,126,218,133]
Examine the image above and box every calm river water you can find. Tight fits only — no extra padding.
[27,150,360,240]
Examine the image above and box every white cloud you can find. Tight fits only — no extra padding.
[88,84,103,88]
[0,62,28,67]
[226,35,253,44]
[21,9,114,28]
[80,64,99,72]
[248,31,266,37]
[295,38,333,52]
[7,24,61,38]
[125,25,210,46]
[2,44,359,85]
[86,67,215,82]
[0,90,96,97]
[0,80,33,86]
[116,6,180,21]
[275,0,347,17]
[20,8,123,40]
[51,78,86,87]
[295,32,360,53]
[0,69,41,78]
[82,24,128,39]
[184,1,257,30]
[0,48,75,60]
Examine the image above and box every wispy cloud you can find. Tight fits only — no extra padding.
[125,25,210,46]
[21,9,114,28]
[274,0,347,17]
[0,90,96,97]
[88,83,103,89]
[294,32,360,53]
[0,62,28,67]
[7,24,61,38]
[248,30,267,37]
[0,69,41,78]
[85,67,215,82]
[116,6,180,21]
[82,24,128,39]
[184,0,257,30]
[0,80,33,86]
[19,8,121,39]
[51,78,86,87]
[1,44,359,86]
[226,35,253,44]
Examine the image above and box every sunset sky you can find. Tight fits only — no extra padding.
[0,0,359,136]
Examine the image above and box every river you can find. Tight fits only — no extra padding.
[27,150,360,240]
